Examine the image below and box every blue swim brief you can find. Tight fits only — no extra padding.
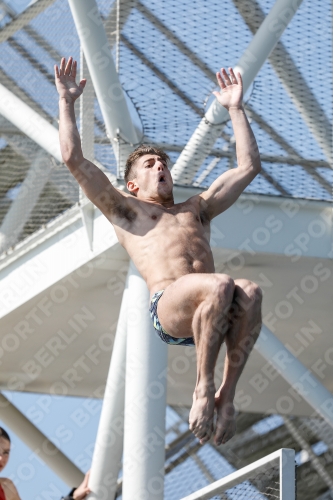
[149,290,195,346]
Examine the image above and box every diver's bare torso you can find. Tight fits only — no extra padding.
[108,192,215,295]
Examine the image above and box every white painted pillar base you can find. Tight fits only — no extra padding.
[122,262,167,500]
[88,282,129,500]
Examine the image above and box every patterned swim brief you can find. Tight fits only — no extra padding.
[149,290,195,346]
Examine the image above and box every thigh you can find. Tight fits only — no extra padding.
[157,273,230,339]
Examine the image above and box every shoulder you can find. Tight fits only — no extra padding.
[1,479,20,499]
[0,478,14,487]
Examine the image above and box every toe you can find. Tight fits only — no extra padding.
[223,424,236,444]
[194,427,206,440]
[215,431,225,446]
[200,434,211,445]
[215,421,226,444]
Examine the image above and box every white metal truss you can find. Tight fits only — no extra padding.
[0,392,84,486]
[79,50,95,251]
[171,0,305,184]
[0,0,56,44]
[0,83,62,160]
[283,416,333,494]
[233,0,333,165]
[93,1,332,195]
[122,262,167,500]
[88,278,128,500]
[68,0,139,175]
[256,326,333,430]
[0,0,328,203]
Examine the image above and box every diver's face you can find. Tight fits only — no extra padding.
[128,154,173,200]
[0,438,10,472]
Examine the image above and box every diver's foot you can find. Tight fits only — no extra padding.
[214,391,236,446]
[189,390,215,445]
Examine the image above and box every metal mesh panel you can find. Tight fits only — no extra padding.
[0,0,331,253]
[161,408,333,500]
[114,0,332,197]
[165,447,281,500]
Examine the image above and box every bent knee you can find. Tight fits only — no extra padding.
[236,279,262,304]
[214,274,235,300]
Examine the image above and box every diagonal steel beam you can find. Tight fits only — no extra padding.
[104,0,136,47]
[23,24,61,61]
[233,0,332,165]
[0,120,79,206]
[283,416,333,494]
[121,34,203,116]
[0,392,84,486]
[0,67,54,123]
[99,139,329,171]
[0,83,61,160]
[245,105,332,194]
[138,1,330,194]
[122,36,290,196]
[136,1,214,83]
[0,0,61,61]
[0,0,56,44]
[8,37,55,85]
[171,0,306,184]
[257,325,333,430]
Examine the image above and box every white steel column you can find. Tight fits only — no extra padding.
[80,51,95,164]
[171,0,304,184]
[279,448,296,500]
[68,0,139,174]
[79,48,95,251]
[122,262,168,500]
[0,393,83,486]
[88,280,129,500]
[256,325,333,429]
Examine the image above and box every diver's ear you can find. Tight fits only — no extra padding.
[127,179,139,196]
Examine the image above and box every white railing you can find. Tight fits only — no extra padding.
[180,448,295,500]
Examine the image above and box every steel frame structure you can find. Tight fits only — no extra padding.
[0,0,331,498]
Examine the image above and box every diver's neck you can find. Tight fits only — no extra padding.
[139,193,174,207]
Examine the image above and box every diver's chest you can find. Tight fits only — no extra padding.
[150,209,203,228]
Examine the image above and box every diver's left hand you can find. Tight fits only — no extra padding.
[213,67,243,110]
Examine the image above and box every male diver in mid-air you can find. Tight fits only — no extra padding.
[55,56,262,446]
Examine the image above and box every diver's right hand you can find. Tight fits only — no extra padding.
[55,57,86,103]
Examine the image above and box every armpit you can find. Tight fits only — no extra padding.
[113,202,137,222]
[199,208,210,225]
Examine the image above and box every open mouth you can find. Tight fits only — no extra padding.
[158,175,166,183]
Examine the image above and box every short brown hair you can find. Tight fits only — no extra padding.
[124,144,170,184]
[0,427,10,442]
